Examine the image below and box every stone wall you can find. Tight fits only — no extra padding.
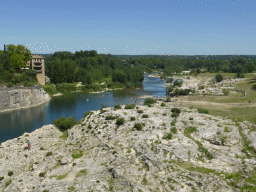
[0,87,51,113]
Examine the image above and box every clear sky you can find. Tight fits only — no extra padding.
[0,0,255,55]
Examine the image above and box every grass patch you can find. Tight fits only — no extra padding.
[56,173,68,180]
[163,133,173,140]
[197,108,209,114]
[170,127,177,134]
[224,127,231,132]
[171,118,177,126]
[76,169,87,177]
[72,150,83,159]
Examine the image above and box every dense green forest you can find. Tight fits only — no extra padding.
[1,43,256,90]
[44,51,145,88]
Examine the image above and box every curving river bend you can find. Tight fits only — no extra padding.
[0,73,166,144]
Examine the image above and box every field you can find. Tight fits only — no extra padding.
[177,72,256,124]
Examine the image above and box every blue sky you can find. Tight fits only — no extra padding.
[0,0,255,55]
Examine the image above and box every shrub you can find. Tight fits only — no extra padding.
[105,116,117,120]
[170,127,177,134]
[52,115,76,131]
[137,110,144,114]
[142,114,149,118]
[171,112,179,118]
[84,111,93,118]
[72,150,83,159]
[224,127,231,132]
[184,127,198,137]
[173,89,191,95]
[215,74,223,82]
[46,152,52,156]
[39,172,46,177]
[8,171,13,176]
[160,102,166,106]
[56,83,77,94]
[222,89,229,96]
[189,117,193,120]
[171,108,181,114]
[166,96,171,102]
[7,82,13,87]
[197,108,209,114]
[116,118,125,125]
[171,119,176,126]
[0,176,4,181]
[114,104,121,109]
[166,78,173,83]
[40,147,45,150]
[199,85,205,90]
[112,151,117,154]
[134,123,143,130]
[163,133,172,140]
[166,85,174,93]
[125,104,135,109]
[130,117,135,121]
[173,80,182,87]
[144,98,156,106]
[5,179,12,187]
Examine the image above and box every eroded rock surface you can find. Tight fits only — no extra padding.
[0,102,256,192]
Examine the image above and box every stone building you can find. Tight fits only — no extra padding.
[26,55,46,85]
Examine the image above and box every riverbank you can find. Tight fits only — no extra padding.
[0,103,255,191]
[0,87,51,113]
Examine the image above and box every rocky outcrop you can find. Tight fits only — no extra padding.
[0,103,255,191]
[0,87,51,113]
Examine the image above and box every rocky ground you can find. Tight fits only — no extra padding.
[0,102,256,192]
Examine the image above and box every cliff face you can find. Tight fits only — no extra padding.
[0,87,51,113]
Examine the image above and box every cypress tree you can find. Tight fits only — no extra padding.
[4,44,6,52]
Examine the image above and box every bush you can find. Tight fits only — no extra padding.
[166,78,173,83]
[189,117,193,120]
[24,69,37,79]
[43,85,58,96]
[144,98,156,106]
[39,172,46,177]
[197,108,209,114]
[8,171,13,176]
[142,114,149,118]
[125,104,135,109]
[134,123,143,130]
[56,83,77,94]
[166,96,171,102]
[52,115,76,131]
[130,117,135,121]
[170,127,177,134]
[46,152,52,156]
[171,119,176,126]
[166,85,174,93]
[114,104,121,109]
[7,82,13,87]
[171,112,179,118]
[160,102,165,106]
[105,116,117,120]
[222,89,229,96]
[0,176,4,181]
[163,133,172,140]
[5,179,12,187]
[137,110,144,114]
[173,80,182,87]
[173,89,192,95]
[84,111,93,118]
[171,108,181,114]
[215,74,223,82]
[72,150,83,159]
[198,85,205,90]
[116,118,125,125]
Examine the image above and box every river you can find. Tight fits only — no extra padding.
[0,73,166,144]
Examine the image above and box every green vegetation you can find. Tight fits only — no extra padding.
[125,104,135,109]
[166,78,173,83]
[172,88,192,96]
[160,102,165,106]
[197,108,209,114]
[224,127,231,132]
[144,98,157,106]
[170,127,177,134]
[173,80,182,87]
[0,176,4,181]
[137,110,144,114]
[171,108,181,114]
[84,111,93,118]
[171,112,179,118]
[116,118,125,125]
[142,114,149,118]
[189,117,193,120]
[52,115,76,131]
[7,171,13,176]
[72,150,83,159]
[198,85,205,90]
[162,133,173,140]
[105,116,117,120]
[5,179,12,187]
[39,172,46,177]
[134,123,143,130]
[114,104,121,109]
[42,84,58,96]
[171,119,177,126]
[46,152,53,156]
[215,74,223,82]
[130,117,135,121]
[184,127,198,137]
[166,96,171,102]
[76,169,87,177]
